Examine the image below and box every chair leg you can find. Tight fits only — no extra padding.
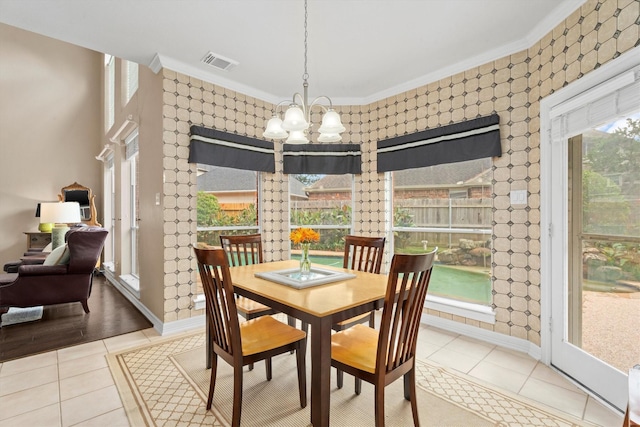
[296,340,307,408]
[206,354,218,410]
[231,364,244,427]
[368,311,375,327]
[265,357,272,381]
[336,368,344,389]
[355,377,362,395]
[374,384,385,427]
[248,363,254,371]
[81,300,90,313]
[405,370,420,426]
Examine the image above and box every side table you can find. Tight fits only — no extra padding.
[24,231,52,251]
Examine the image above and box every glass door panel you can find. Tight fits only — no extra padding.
[562,113,640,409]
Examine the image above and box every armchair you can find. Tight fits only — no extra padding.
[0,227,108,316]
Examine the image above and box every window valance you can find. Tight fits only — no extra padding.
[377,114,501,172]
[188,126,275,173]
[283,144,362,175]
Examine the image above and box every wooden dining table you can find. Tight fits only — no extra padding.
[228,259,389,427]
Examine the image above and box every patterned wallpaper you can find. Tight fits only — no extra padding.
[160,0,639,345]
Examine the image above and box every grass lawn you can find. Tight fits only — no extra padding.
[295,253,492,305]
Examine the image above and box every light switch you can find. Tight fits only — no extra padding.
[510,190,527,205]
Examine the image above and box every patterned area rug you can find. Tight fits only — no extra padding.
[0,306,43,327]
[107,332,590,427]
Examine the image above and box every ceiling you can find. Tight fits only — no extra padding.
[0,0,586,105]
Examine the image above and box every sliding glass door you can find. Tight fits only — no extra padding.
[545,56,640,411]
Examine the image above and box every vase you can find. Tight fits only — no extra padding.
[300,242,311,277]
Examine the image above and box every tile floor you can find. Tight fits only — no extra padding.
[0,323,625,426]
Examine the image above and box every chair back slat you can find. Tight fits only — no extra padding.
[220,234,263,266]
[194,247,242,359]
[343,235,385,273]
[377,249,437,374]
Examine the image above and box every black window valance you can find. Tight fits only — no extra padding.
[189,126,275,173]
[283,144,362,175]
[377,114,501,172]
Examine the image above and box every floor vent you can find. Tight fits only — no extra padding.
[201,52,238,71]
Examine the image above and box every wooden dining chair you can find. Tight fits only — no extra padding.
[331,249,437,427]
[220,234,278,320]
[220,234,300,369]
[194,247,307,427]
[334,235,385,390]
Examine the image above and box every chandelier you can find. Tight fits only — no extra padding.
[263,0,345,144]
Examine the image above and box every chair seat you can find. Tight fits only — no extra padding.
[236,296,274,316]
[334,312,371,328]
[241,315,306,356]
[331,324,378,374]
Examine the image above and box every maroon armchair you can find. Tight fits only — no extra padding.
[0,227,108,314]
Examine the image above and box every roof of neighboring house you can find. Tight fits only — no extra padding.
[394,158,492,187]
[307,158,492,192]
[197,165,307,198]
[197,165,257,192]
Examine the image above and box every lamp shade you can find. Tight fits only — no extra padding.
[263,116,288,139]
[40,202,81,224]
[317,109,346,134]
[286,130,309,144]
[317,133,341,143]
[281,105,309,131]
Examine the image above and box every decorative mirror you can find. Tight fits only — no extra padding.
[58,182,101,226]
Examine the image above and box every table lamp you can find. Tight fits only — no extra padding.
[35,203,54,232]
[39,202,81,249]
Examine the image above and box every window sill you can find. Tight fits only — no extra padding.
[194,294,205,311]
[425,295,495,324]
[120,274,140,299]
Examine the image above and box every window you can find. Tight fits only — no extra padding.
[103,153,116,273]
[105,55,115,131]
[289,174,353,263]
[124,60,138,104]
[196,165,259,246]
[123,130,140,287]
[392,159,493,305]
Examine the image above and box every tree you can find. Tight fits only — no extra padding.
[586,118,639,197]
[197,191,222,226]
[293,174,323,186]
[582,170,629,234]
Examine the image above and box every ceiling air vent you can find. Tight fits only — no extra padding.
[201,52,238,71]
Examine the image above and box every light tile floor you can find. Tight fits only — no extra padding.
[0,324,625,426]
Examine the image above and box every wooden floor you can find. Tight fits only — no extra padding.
[0,274,153,362]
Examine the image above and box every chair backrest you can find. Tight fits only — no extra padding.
[194,247,242,361]
[343,235,385,273]
[220,234,263,266]
[66,226,108,274]
[377,249,437,375]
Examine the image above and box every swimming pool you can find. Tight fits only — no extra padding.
[293,254,492,305]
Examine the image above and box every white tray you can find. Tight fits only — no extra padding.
[255,266,356,289]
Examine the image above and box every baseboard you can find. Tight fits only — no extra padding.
[422,313,542,361]
[159,315,206,335]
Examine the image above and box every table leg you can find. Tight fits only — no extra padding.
[310,316,332,427]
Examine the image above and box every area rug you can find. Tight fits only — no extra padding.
[0,306,43,327]
[108,331,591,427]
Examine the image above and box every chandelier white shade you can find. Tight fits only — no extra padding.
[263,0,345,144]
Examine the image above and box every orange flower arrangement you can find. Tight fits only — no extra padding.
[290,227,320,245]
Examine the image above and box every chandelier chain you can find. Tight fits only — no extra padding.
[303,0,309,82]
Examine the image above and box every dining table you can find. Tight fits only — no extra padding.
[227,259,389,427]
